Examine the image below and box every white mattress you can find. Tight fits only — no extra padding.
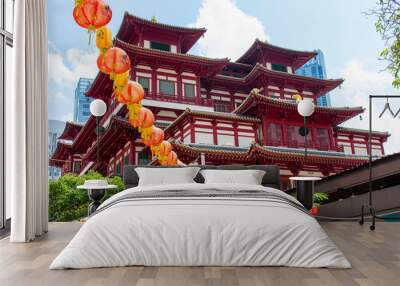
[50,183,350,269]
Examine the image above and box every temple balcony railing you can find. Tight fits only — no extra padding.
[266,139,345,153]
[145,92,214,107]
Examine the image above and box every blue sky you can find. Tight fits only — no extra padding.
[47,0,400,153]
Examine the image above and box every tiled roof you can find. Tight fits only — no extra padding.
[123,12,206,34]
[236,39,317,69]
[170,141,367,166]
[115,39,229,65]
[211,64,343,93]
[334,126,390,137]
[232,92,364,125]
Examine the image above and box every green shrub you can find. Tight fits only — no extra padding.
[49,171,124,222]
[313,192,329,207]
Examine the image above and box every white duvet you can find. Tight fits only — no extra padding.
[50,183,350,269]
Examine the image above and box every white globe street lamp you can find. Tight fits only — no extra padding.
[90,99,107,164]
[296,97,315,157]
[90,99,107,117]
[297,98,315,117]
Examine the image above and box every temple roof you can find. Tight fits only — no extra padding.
[58,121,84,141]
[208,63,343,97]
[82,116,136,161]
[49,142,72,167]
[334,126,390,140]
[232,92,364,125]
[116,12,206,53]
[237,39,317,69]
[86,40,229,99]
[171,141,367,167]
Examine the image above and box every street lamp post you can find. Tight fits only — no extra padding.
[297,98,315,157]
[89,99,107,164]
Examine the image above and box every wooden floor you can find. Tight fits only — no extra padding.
[0,222,399,286]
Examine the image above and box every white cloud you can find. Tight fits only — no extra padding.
[49,91,67,101]
[60,112,74,122]
[192,0,269,60]
[48,48,98,88]
[331,61,400,154]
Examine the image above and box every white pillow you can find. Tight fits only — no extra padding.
[136,167,200,186]
[200,169,265,185]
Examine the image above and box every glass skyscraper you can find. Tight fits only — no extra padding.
[296,50,331,106]
[74,78,94,123]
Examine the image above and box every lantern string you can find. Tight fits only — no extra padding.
[72,0,180,166]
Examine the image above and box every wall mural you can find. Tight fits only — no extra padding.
[73,0,179,166]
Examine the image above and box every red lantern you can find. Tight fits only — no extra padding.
[166,151,178,166]
[103,47,131,77]
[137,107,154,129]
[150,127,164,146]
[159,141,172,157]
[73,0,112,30]
[97,54,111,74]
[119,81,145,104]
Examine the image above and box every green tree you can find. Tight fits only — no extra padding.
[372,0,400,87]
[49,171,124,222]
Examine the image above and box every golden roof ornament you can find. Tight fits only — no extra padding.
[151,16,157,23]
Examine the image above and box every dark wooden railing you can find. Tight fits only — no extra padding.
[145,92,214,107]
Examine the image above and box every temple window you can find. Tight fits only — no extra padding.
[287,125,311,147]
[184,83,195,98]
[115,162,121,175]
[267,123,282,146]
[150,41,171,52]
[73,161,81,173]
[138,151,150,165]
[138,77,150,93]
[159,80,175,96]
[124,155,129,165]
[271,63,288,73]
[316,128,330,150]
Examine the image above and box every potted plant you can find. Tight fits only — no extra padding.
[311,192,329,215]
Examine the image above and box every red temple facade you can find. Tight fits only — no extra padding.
[50,12,390,188]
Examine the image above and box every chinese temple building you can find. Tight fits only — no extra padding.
[50,12,390,188]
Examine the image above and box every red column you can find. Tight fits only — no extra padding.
[233,123,239,147]
[230,91,235,111]
[212,120,218,145]
[279,86,284,99]
[151,67,157,98]
[129,141,135,164]
[190,117,195,143]
[177,72,182,101]
[195,76,201,105]
[380,139,385,155]
[327,128,335,150]
[310,123,316,149]
[281,119,287,146]
[262,116,268,146]
[349,135,355,154]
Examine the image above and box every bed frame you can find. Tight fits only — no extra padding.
[123,165,281,190]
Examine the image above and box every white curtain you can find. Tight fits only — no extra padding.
[7,0,49,242]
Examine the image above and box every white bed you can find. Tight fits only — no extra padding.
[50,183,350,269]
